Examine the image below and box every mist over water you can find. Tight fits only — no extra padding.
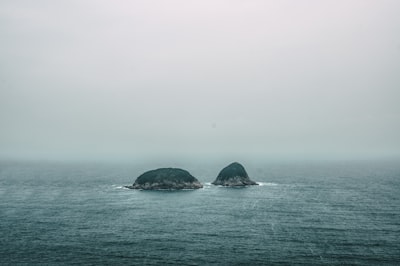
[1,0,400,161]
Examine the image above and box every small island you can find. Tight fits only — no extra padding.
[125,168,203,190]
[212,162,258,186]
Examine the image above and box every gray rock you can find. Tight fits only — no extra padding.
[212,162,258,186]
[125,168,203,190]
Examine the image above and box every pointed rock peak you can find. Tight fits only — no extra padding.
[218,162,248,179]
[212,162,258,186]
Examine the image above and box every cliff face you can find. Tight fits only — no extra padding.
[126,168,203,190]
[212,162,258,186]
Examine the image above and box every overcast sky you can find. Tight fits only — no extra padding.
[1,0,399,162]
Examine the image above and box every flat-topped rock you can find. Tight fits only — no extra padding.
[212,162,258,186]
[125,168,203,190]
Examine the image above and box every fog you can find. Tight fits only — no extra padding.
[1,0,399,162]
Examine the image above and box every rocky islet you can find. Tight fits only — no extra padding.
[212,162,258,186]
[125,168,203,190]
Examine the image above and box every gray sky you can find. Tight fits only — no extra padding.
[1,0,399,161]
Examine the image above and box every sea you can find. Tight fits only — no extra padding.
[0,159,399,265]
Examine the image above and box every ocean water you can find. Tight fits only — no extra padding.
[0,160,399,265]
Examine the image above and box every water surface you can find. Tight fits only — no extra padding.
[0,160,399,265]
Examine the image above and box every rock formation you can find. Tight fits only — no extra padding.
[126,168,203,190]
[212,162,258,186]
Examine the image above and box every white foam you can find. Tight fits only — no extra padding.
[258,182,279,186]
[200,183,213,190]
[113,185,128,189]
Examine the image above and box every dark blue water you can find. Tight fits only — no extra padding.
[1,160,399,265]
